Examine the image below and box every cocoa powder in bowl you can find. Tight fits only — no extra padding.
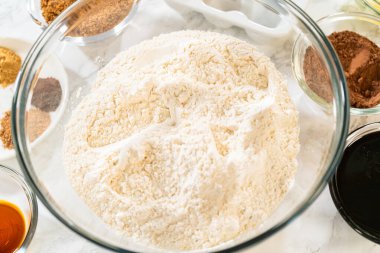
[303,30,380,109]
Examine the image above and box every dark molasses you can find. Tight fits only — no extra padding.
[330,131,380,243]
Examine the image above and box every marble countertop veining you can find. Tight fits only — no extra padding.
[0,0,380,252]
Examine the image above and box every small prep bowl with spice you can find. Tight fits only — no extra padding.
[293,12,380,115]
[27,0,140,45]
[0,165,38,253]
[13,0,349,252]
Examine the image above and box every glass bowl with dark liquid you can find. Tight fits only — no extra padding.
[330,122,380,244]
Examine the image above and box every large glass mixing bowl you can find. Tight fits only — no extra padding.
[12,0,349,252]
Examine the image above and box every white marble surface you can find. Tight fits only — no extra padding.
[0,0,380,252]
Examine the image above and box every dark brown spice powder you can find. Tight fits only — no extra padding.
[31,77,62,112]
[67,0,134,37]
[303,30,380,108]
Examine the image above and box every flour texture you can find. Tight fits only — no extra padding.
[63,30,300,250]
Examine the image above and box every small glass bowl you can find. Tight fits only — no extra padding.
[293,12,380,116]
[329,122,380,244]
[27,0,140,45]
[0,165,38,252]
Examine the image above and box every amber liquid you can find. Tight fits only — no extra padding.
[0,200,26,253]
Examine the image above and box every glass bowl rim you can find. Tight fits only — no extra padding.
[317,11,380,115]
[12,0,349,252]
[360,0,380,15]
[0,164,38,252]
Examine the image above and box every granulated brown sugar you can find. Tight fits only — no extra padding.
[41,0,76,24]
[0,47,22,88]
[0,111,13,149]
[303,30,380,108]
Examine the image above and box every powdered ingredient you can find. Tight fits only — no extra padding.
[303,46,333,102]
[0,111,13,149]
[27,109,51,142]
[64,31,300,250]
[32,77,62,112]
[0,47,21,88]
[303,30,380,108]
[41,0,133,37]
[41,0,76,24]
[329,31,380,108]
[65,0,134,37]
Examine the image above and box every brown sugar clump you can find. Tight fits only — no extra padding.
[0,47,22,88]
[41,0,77,24]
[27,109,51,142]
[0,111,13,149]
[31,77,62,112]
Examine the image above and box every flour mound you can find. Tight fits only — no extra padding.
[64,30,300,250]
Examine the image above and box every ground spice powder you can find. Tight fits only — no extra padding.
[329,31,380,108]
[68,0,134,37]
[0,47,21,88]
[0,111,13,149]
[27,109,51,142]
[41,0,134,37]
[32,77,62,112]
[304,30,380,108]
[41,0,76,24]
[303,46,333,102]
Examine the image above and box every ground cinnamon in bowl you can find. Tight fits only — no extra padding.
[67,0,134,37]
[303,30,380,109]
[40,0,135,38]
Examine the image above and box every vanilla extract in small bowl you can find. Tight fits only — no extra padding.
[330,123,380,243]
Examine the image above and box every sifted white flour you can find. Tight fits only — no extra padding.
[63,30,300,250]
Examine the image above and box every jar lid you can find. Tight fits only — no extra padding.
[329,122,380,244]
